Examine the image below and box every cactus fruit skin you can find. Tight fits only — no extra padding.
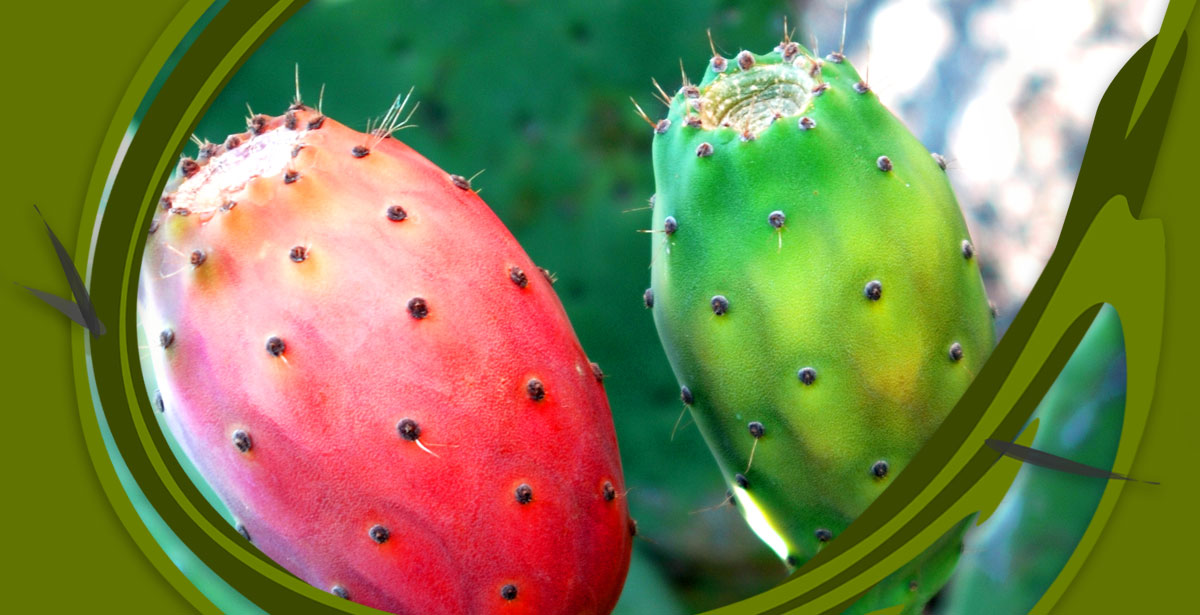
[646,45,995,611]
[140,104,631,614]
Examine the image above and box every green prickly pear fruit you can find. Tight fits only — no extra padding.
[642,38,996,612]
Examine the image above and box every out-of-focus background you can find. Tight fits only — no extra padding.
[129,0,1164,612]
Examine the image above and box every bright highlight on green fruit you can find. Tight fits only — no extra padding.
[641,33,996,613]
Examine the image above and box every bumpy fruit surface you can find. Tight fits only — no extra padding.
[645,43,995,612]
[140,101,631,614]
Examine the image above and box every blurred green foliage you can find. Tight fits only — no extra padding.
[936,305,1126,614]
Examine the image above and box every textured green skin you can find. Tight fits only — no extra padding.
[649,49,995,611]
[938,306,1124,614]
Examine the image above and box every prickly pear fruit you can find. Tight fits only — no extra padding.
[643,41,995,612]
[139,96,631,614]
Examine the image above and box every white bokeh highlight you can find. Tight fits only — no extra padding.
[806,0,1170,313]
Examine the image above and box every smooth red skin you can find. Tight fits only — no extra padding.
[140,110,631,614]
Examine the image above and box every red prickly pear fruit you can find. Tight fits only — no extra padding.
[139,98,632,614]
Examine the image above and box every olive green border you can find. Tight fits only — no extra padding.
[47,2,1197,614]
